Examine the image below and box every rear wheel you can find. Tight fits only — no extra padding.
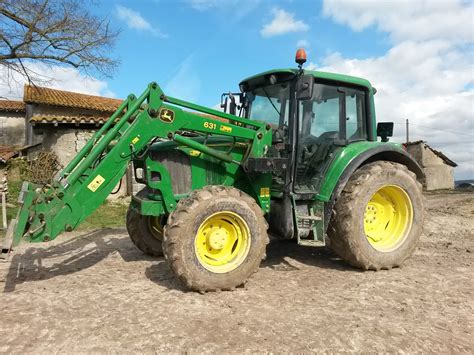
[163,186,268,292]
[327,161,424,270]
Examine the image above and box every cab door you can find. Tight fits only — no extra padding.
[294,81,368,193]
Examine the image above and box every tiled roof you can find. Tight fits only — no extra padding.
[30,114,112,125]
[0,145,19,163]
[0,100,26,113]
[427,145,457,167]
[24,85,123,112]
[29,111,228,126]
[404,140,457,167]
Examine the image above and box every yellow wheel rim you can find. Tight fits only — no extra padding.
[364,185,413,252]
[194,211,251,274]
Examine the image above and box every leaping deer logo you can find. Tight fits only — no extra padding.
[159,108,175,123]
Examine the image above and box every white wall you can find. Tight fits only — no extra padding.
[0,112,26,146]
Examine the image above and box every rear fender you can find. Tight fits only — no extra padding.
[321,144,424,229]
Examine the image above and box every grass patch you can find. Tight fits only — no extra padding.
[79,202,127,230]
[5,179,21,219]
[0,180,20,241]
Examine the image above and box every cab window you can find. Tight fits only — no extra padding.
[248,83,290,127]
[299,83,367,142]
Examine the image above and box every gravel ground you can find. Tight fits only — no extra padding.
[0,192,473,353]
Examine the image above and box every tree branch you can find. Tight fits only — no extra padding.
[0,0,119,85]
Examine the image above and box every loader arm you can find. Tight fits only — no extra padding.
[1,82,272,257]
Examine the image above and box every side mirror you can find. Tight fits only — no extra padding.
[220,94,228,113]
[228,93,237,116]
[221,92,243,116]
[296,74,314,100]
[377,122,394,142]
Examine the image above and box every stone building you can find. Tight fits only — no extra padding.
[22,85,135,197]
[0,85,139,198]
[24,85,122,164]
[0,100,27,197]
[405,141,457,190]
[0,99,26,146]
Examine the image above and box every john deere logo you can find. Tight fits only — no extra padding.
[159,108,175,123]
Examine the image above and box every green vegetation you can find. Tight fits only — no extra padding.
[79,203,127,230]
[5,179,21,221]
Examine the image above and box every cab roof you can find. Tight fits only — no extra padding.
[239,68,373,91]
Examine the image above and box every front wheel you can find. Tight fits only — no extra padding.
[163,186,269,292]
[327,161,424,270]
[126,207,165,257]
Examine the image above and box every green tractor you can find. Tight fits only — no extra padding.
[2,50,424,291]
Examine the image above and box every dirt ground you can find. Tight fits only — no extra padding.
[1,192,473,353]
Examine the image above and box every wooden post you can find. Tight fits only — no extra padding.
[406,118,409,143]
[1,192,7,229]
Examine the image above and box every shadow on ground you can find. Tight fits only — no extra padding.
[144,237,358,291]
[3,231,357,293]
[2,228,155,292]
[262,237,356,272]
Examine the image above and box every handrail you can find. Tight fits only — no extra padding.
[165,95,264,129]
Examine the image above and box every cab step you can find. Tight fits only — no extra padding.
[297,239,325,247]
[297,215,322,221]
[292,198,326,247]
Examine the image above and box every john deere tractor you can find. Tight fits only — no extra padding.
[1,50,424,291]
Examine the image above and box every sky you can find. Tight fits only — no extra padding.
[1,0,473,179]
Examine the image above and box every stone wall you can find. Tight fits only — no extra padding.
[0,112,26,147]
[32,127,94,167]
[29,126,129,198]
[0,165,7,195]
[423,166,455,190]
[406,143,455,190]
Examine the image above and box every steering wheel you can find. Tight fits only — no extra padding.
[315,131,339,143]
[300,131,339,166]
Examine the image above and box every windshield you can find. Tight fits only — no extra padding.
[247,83,290,127]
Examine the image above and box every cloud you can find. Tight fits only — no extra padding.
[187,0,261,21]
[323,0,473,43]
[319,0,474,179]
[0,62,114,100]
[116,5,167,38]
[188,0,219,11]
[165,55,201,103]
[261,8,309,38]
[296,39,310,48]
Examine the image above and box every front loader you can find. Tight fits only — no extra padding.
[2,50,425,291]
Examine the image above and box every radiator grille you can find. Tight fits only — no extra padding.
[150,150,192,195]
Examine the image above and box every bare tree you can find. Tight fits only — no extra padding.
[0,0,118,84]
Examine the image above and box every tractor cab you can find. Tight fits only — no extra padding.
[234,49,378,196]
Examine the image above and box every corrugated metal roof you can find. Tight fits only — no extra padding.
[0,100,26,113]
[24,85,122,112]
